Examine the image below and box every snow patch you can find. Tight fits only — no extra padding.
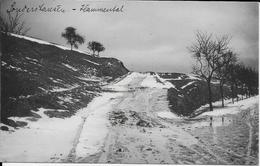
[186,74,202,80]
[165,77,182,80]
[62,63,78,71]
[141,73,175,89]
[50,84,79,92]
[115,72,144,86]
[105,72,176,91]
[200,106,239,117]
[38,87,47,92]
[25,57,38,62]
[77,77,100,82]
[107,62,113,66]
[157,111,179,119]
[104,72,145,91]
[211,80,220,85]
[49,77,63,83]
[181,81,196,89]
[57,96,74,104]
[6,65,26,72]
[1,61,7,66]
[198,96,259,117]
[83,59,100,66]
[18,95,32,99]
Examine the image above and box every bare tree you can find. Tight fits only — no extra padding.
[188,31,231,111]
[215,50,237,107]
[0,2,30,35]
[61,27,85,51]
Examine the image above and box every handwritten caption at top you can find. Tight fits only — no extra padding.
[7,2,124,13]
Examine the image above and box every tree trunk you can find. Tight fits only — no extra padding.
[220,82,224,107]
[207,81,213,111]
[241,84,244,100]
[71,44,73,51]
[235,83,239,102]
[231,83,234,104]
[249,86,252,97]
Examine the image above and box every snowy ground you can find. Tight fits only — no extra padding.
[0,109,82,162]
[0,72,258,164]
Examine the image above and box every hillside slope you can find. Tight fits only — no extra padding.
[1,33,128,126]
[158,72,232,116]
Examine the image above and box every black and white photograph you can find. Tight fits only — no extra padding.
[0,0,259,165]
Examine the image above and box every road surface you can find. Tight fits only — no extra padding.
[65,72,258,164]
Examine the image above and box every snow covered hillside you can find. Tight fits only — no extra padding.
[1,33,128,127]
[0,71,258,164]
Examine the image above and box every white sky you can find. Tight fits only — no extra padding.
[2,0,259,73]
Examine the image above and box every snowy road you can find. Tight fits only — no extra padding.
[0,72,258,164]
[67,72,259,164]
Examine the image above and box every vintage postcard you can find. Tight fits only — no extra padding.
[0,0,258,164]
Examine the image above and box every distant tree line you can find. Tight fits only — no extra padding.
[229,63,258,101]
[189,31,258,111]
[61,26,105,57]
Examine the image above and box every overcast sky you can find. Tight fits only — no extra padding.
[2,0,259,73]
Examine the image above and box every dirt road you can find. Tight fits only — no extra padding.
[68,72,258,164]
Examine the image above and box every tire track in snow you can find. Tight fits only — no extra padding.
[65,116,87,162]
[246,110,254,165]
[97,131,114,163]
[67,73,147,163]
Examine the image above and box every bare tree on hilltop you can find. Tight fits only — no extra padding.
[188,31,231,111]
[87,41,105,57]
[0,2,30,35]
[61,27,85,51]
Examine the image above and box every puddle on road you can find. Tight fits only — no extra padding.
[182,109,259,165]
[188,116,233,129]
